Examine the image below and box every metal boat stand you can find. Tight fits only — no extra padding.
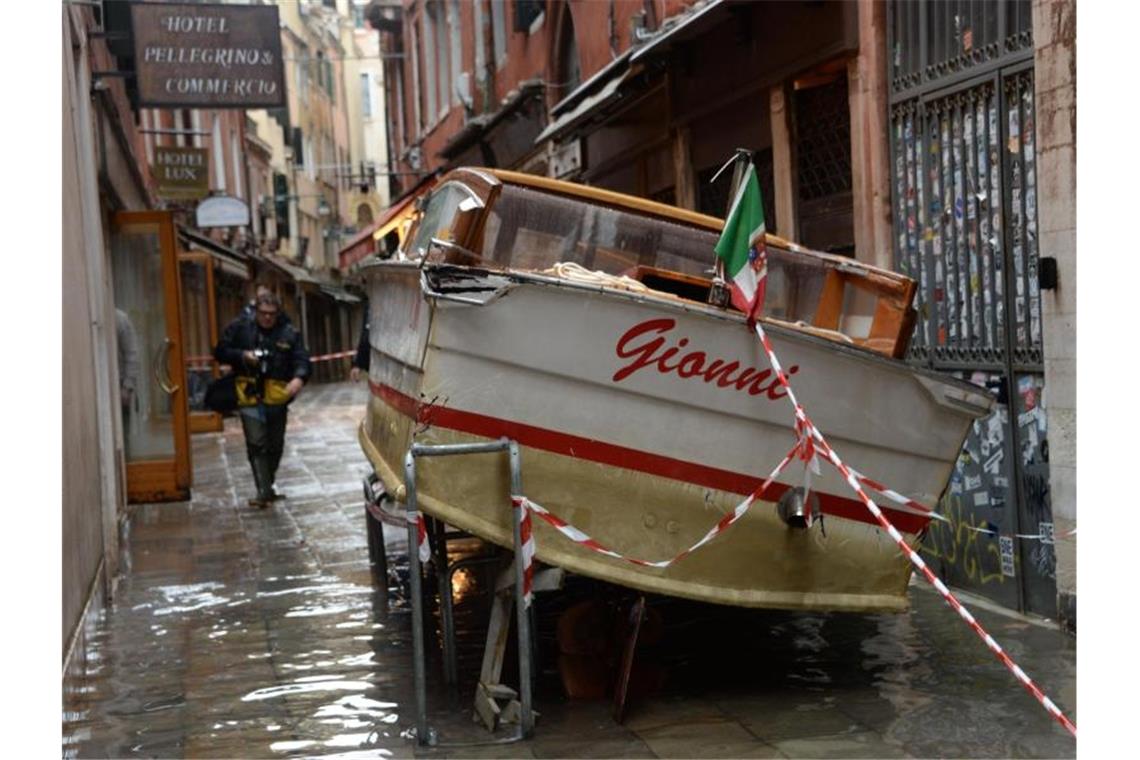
[362,473,390,585]
[403,438,536,747]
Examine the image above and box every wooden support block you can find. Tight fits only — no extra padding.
[484,683,518,700]
[479,593,513,687]
[473,682,501,731]
[500,699,521,725]
[532,566,564,592]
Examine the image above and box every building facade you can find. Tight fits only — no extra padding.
[63,1,155,678]
[62,0,396,674]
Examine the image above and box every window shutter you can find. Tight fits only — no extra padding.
[273,173,290,239]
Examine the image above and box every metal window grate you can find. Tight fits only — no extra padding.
[795,76,852,202]
[892,72,1041,368]
[889,0,1033,97]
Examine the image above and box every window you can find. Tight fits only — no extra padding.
[408,22,421,131]
[474,1,486,86]
[448,1,462,107]
[357,204,374,226]
[490,0,507,68]
[361,72,373,118]
[557,9,581,95]
[432,1,450,114]
[297,51,310,104]
[420,14,437,126]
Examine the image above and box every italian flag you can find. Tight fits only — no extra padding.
[714,164,768,323]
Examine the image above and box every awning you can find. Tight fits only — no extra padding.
[318,283,362,304]
[533,1,734,148]
[629,0,728,64]
[533,73,630,146]
[261,254,319,286]
[178,226,251,279]
[440,81,544,160]
[549,48,633,119]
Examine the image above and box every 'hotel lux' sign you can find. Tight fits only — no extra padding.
[131,2,285,108]
[154,147,208,200]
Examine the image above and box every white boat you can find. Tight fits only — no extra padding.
[357,169,993,613]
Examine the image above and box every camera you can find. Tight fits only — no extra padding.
[249,347,272,378]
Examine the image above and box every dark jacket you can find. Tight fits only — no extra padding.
[352,322,370,371]
[215,315,311,406]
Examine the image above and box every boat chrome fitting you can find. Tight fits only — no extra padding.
[777,487,821,529]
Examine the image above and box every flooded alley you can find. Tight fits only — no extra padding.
[62,383,1076,759]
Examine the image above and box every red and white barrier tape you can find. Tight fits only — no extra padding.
[184,349,356,371]
[496,312,1075,737]
[749,321,1076,738]
[511,443,801,592]
[308,349,357,363]
[407,511,431,565]
[516,497,536,606]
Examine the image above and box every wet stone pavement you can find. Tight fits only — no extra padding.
[63,382,1077,759]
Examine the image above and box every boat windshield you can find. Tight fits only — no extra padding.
[478,184,834,325]
[480,185,718,277]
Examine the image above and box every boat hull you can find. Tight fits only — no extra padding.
[359,263,992,613]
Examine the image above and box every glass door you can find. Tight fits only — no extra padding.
[110,211,191,502]
[178,252,223,433]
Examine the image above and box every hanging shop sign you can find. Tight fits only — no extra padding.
[196,195,250,228]
[131,2,286,108]
[154,146,209,200]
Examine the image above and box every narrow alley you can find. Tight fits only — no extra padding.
[62,383,1076,759]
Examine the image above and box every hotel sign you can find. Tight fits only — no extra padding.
[131,2,285,108]
[154,146,209,200]
[196,195,250,228]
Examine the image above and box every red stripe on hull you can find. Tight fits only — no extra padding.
[370,380,931,535]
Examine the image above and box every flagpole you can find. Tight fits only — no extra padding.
[709,148,754,308]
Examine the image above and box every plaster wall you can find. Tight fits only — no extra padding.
[62,10,108,663]
[1031,0,1076,628]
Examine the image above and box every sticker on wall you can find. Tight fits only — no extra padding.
[993,476,1008,489]
[964,474,982,491]
[1021,424,1040,466]
[1000,536,1016,577]
[984,449,1004,475]
[974,491,990,507]
[1039,522,1055,545]
[1018,376,1036,406]
[1008,107,1020,154]
[990,487,1006,509]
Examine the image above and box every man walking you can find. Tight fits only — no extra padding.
[214,292,311,508]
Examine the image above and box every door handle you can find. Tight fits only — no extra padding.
[153,337,181,395]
